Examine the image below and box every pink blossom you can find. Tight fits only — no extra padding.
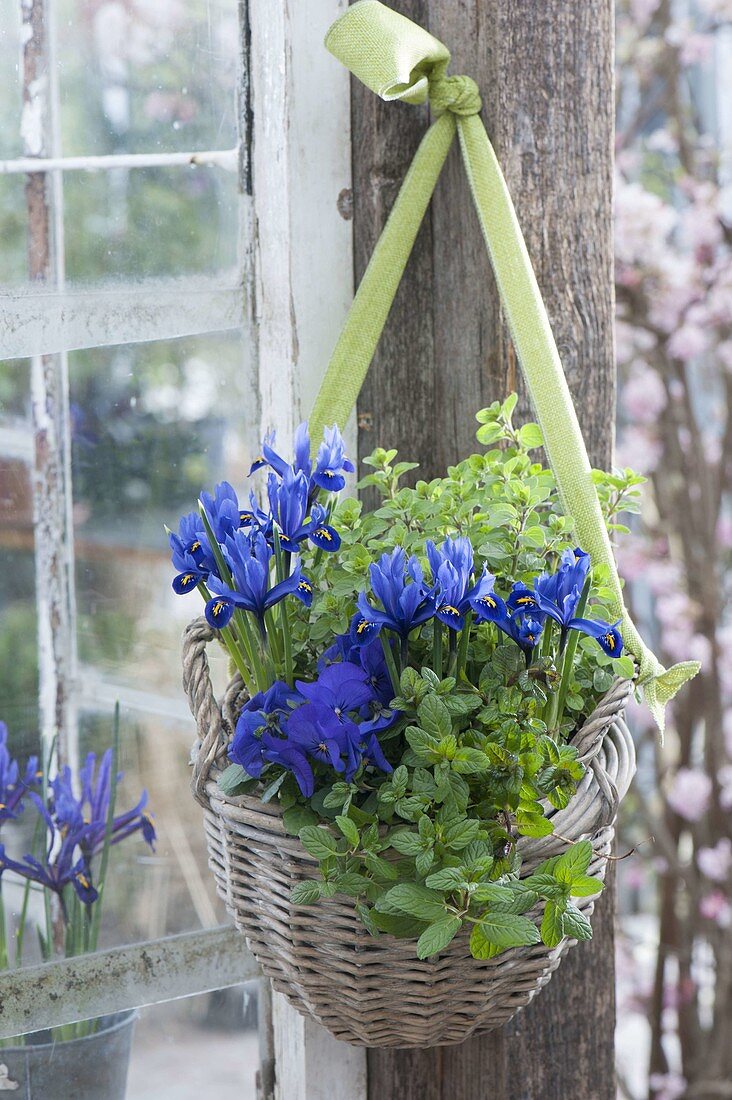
[698,838,732,881]
[699,890,732,927]
[718,765,732,811]
[679,33,714,67]
[622,366,667,423]
[649,1073,687,1100]
[666,768,712,821]
[615,180,678,268]
[630,0,661,26]
[646,129,678,155]
[699,0,732,18]
[667,324,709,361]
[615,430,662,472]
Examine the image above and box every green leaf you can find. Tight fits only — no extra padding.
[518,423,544,450]
[570,875,605,898]
[443,818,480,851]
[541,899,567,947]
[416,916,462,959]
[416,849,436,877]
[218,763,249,796]
[335,815,360,848]
[451,748,490,775]
[554,840,593,884]
[299,826,339,861]
[291,880,322,905]
[469,922,502,960]
[562,904,593,941]
[615,655,636,680]
[475,912,541,948]
[417,695,453,740]
[470,883,516,906]
[425,867,467,892]
[261,772,287,803]
[363,852,398,882]
[375,883,446,922]
[282,806,318,835]
[516,811,554,838]
[388,829,424,856]
[334,872,370,897]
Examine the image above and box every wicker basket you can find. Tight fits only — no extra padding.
[183,616,635,1048]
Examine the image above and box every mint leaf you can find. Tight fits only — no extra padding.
[443,818,480,850]
[375,883,446,922]
[554,840,592,884]
[291,880,322,905]
[469,922,502,960]
[471,883,516,906]
[425,868,467,891]
[363,852,399,881]
[218,763,251,796]
[335,815,360,847]
[541,899,567,947]
[299,825,339,861]
[417,916,462,959]
[451,748,490,775]
[562,904,593,940]
[516,811,554,838]
[417,696,452,740]
[570,875,605,898]
[389,829,424,856]
[476,912,541,948]
[282,806,318,835]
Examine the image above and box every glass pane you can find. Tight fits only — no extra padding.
[0,177,32,286]
[63,166,238,283]
[127,989,259,1100]
[58,0,240,156]
[0,5,22,160]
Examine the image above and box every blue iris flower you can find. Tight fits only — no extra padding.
[312,425,355,493]
[0,750,155,908]
[350,548,435,645]
[170,512,217,595]
[506,581,542,615]
[249,422,313,481]
[492,608,546,661]
[533,547,623,657]
[426,537,496,631]
[0,723,39,826]
[200,482,242,542]
[267,469,341,553]
[205,530,313,631]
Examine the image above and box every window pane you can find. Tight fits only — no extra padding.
[0,178,32,286]
[58,0,240,156]
[63,167,238,283]
[0,6,22,160]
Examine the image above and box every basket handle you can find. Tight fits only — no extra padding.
[182,617,228,806]
[311,0,699,734]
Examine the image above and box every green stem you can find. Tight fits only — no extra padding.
[547,577,591,733]
[380,634,401,697]
[432,621,443,678]
[447,630,458,677]
[89,703,120,954]
[15,815,45,965]
[455,613,472,681]
[0,890,8,971]
[274,533,294,687]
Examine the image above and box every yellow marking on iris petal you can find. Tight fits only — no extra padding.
[0,804,5,812]
[180,573,195,587]
[356,619,372,635]
[479,596,497,608]
[441,605,460,617]
[315,527,333,541]
[190,540,201,553]
[77,873,91,889]
[143,811,155,825]
[212,601,226,618]
[515,595,535,605]
[299,581,313,593]
[604,633,617,651]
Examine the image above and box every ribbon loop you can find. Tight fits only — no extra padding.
[430,74,482,117]
[317,0,701,735]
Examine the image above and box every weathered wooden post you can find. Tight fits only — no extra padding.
[353,1,616,1096]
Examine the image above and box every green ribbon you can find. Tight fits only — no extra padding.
[311,0,699,734]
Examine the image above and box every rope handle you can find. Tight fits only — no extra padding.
[310,0,700,735]
[182,617,229,806]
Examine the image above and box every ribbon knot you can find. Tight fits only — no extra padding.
[429,74,481,116]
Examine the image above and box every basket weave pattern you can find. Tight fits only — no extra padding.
[183,617,635,1048]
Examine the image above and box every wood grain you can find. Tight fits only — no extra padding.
[354,1,617,1096]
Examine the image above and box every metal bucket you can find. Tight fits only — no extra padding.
[0,1011,137,1099]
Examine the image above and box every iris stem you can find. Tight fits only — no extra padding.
[447,630,458,677]
[197,582,256,694]
[456,613,472,681]
[548,576,591,733]
[89,703,120,954]
[380,634,401,696]
[432,621,443,678]
[274,533,294,687]
[0,890,8,971]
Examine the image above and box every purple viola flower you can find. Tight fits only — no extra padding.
[267,469,341,554]
[286,703,352,773]
[205,530,313,631]
[295,663,374,725]
[312,425,355,493]
[229,681,300,776]
[261,735,315,798]
[0,723,39,826]
[346,730,393,780]
[350,548,435,645]
[426,537,496,631]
